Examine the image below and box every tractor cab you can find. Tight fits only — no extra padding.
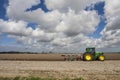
[86,47,95,54]
[83,47,105,61]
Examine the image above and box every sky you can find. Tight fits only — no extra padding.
[0,0,120,53]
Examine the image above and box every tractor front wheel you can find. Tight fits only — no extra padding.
[98,54,105,61]
[83,53,93,61]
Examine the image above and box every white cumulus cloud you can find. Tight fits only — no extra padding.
[56,9,100,36]
[0,19,33,36]
[45,0,104,12]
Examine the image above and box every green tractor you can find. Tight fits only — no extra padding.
[83,47,105,61]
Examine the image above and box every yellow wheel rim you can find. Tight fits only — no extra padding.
[99,55,104,61]
[85,55,91,61]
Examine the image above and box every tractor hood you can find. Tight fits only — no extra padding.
[96,52,104,54]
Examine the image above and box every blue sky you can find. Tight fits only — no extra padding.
[85,1,106,38]
[0,0,120,52]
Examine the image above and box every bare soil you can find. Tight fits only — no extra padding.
[0,60,120,80]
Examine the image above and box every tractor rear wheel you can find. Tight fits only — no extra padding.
[83,53,93,61]
[98,54,105,61]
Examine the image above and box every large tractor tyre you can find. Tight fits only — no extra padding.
[83,53,93,61]
[98,54,105,61]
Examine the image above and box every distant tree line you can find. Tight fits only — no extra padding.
[0,51,70,54]
[0,51,80,54]
[0,51,38,54]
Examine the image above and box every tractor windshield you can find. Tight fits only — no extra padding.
[86,48,95,54]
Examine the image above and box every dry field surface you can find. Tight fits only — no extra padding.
[0,60,120,80]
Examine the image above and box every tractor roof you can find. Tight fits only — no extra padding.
[86,47,95,49]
